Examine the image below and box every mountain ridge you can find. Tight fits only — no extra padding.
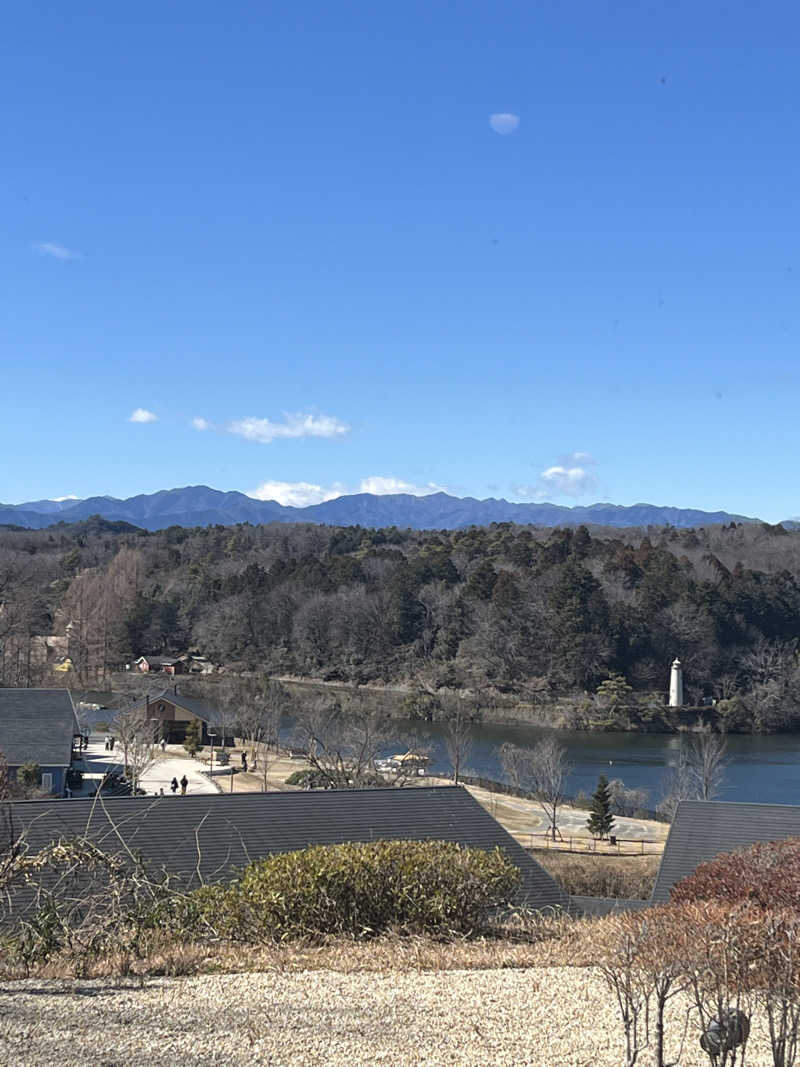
[0,485,767,532]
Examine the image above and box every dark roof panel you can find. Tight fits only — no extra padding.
[0,689,78,767]
[570,895,651,917]
[652,799,800,903]
[3,786,568,911]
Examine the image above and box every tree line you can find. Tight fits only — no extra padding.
[4,515,800,730]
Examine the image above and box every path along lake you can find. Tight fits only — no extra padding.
[79,692,800,808]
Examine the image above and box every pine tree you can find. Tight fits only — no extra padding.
[587,775,615,839]
[183,719,201,757]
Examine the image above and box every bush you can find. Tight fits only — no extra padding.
[670,836,800,910]
[18,762,41,791]
[537,852,659,900]
[195,840,520,941]
[284,769,327,788]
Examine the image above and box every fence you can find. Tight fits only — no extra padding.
[524,834,662,856]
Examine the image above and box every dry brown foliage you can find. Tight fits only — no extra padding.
[536,851,660,900]
[0,912,584,981]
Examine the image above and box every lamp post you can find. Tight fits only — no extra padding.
[208,729,217,778]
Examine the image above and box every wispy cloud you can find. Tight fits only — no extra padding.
[33,242,82,260]
[489,112,520,135]
[128,408,159,424]
[53,495,80,502]
[228,412,350,444]
[516,452,598,501]
[359,476,446,497]
[246,480,346,507]
[191,416,214,431]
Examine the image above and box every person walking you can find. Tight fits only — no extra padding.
[170,777,179,794]
[241,752,248,772]
[180,774,188,795]
[160,738,167,753]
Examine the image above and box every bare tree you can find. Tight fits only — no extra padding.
[229,676,289,790]
[440,697,474,785]
[292,694,386,789]
[291,690,425,790]
[111,706,155,793]
[498,737,571,841]
[658,727,729,817]
[597,907,693,1067]
[686,725,729,802]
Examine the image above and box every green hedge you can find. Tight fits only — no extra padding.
[194,840,520,941]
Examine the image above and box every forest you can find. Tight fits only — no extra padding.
[3,516,800,731]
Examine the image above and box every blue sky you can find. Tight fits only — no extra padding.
[3,1,799,520]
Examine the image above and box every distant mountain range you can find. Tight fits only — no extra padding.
[0,485,770,532]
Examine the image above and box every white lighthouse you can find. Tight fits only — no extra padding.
[669,658,684,708]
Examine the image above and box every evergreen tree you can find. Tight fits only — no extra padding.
[587,775,615,839]
[183,719,201,757]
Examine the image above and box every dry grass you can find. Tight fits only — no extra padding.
[0,912,590,981]
[535,850,660,899]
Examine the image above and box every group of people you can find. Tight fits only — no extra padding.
[169,775,189,795]
[103,736,116,751]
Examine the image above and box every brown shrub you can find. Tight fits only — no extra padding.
[670,837,800,910]
[535,851,659,899]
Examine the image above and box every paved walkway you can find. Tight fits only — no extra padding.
[75,738,218,797]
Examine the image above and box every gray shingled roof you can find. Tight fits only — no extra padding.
[651,799,800,904]
[2,786,568,911]
[0,689,78,768]
[570,895,651,917]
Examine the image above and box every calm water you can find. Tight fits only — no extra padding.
[391,719,800,808]
[77,690,800,808]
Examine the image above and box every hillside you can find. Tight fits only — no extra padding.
[3,518,800,731]
[0,485,761,531]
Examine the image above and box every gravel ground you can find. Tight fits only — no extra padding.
[0,967,774,1066]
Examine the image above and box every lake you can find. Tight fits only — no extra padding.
[391,719,800,809]
[76,690,800,808]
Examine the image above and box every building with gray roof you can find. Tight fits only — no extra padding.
[0,688,79,795]
[1,785,569,912]
[116,686,231,745]
[651,799,800,904]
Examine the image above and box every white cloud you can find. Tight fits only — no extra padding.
[246,480,345,507]
[489,112,520,135]
[33,242,81,260]
[53,495,80,501]
[191,416,214,431]
[228,412,350,444]
[245,474,445,507]
[516,452,598,500]
[128,408,159,424]
[359,476,446,497]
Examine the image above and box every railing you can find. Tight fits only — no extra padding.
[525,834,662,856]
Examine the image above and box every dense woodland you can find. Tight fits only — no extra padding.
[3,517,800,731]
